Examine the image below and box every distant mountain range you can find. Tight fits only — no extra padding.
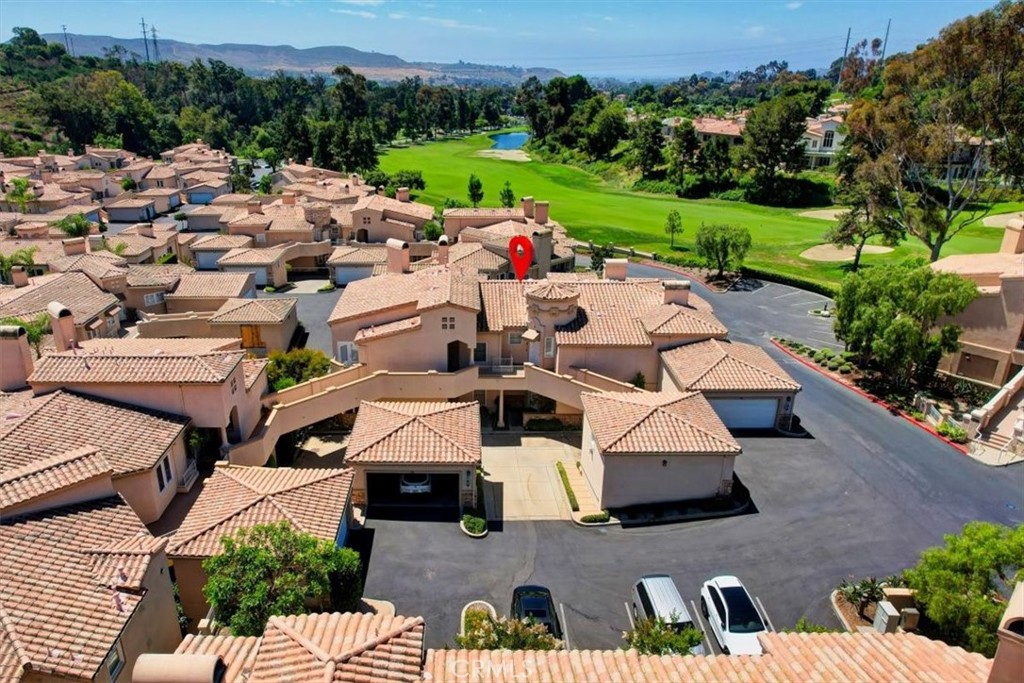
[42,33,564,85]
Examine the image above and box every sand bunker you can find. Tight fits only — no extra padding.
[982,212,1024,227]
[800,244,894,262]
[799,208,847,221]
[475,149,531,162]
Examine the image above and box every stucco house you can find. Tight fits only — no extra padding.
[579,390,742,509]
[164,271,257,313]
[345,400,482,510]
[136,297,298,356]
[216,247,288,288]
[660,338,801,429]
[931,219,1024,386]
[138,163,180,190]
[135,187,183,214]
[0,390,194,524]
[189,234,254,270]
[167,464,354,626]
[350,190,434,243]
[123,263,196,315]
[0,271,122,343]
[328,244,389,285]
[104,196,157,223]
[183,177,231,205]
[48,252,129,295]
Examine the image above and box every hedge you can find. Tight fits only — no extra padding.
[462,514,487,534]
[580,510,611,524]
[738,266,839,298]
[555,462,579,512]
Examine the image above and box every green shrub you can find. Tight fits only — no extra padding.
[555,462,579,512]
[462,514,487,534]
[839,364,853,374]
[272,376,298,392]
[318,283,337,292]
[677,173,716,199]
[910,411,926,421]
[525,417,566,431]
[738,266,839,297]
[787,616,841,634]
[937,422,968,443]
[711,187,746,202]
[580,510,611,524]
[632,178,677,195]
[624,616,703,655]
[264,286,276,293]
[828,359,842,371]
[819,348,835,359]
[456,610,561,650]
[267,348,332,389]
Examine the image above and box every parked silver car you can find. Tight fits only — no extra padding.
[399,473,431,494]
[632,574,705,655]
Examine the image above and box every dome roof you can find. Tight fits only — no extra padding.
[525,281,580,301]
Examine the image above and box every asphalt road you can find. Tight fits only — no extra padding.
[258,285,340,356]
[359,262,1024,650]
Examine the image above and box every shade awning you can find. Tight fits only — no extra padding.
[522,329,540,342]
[88,318,104,330]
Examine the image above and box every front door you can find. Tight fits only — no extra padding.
[529,342,540,365]
[447,341,461,372]
[240,324,262,349]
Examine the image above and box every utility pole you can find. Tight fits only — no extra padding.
[60,25,71,54]
[837,27,851,88]
[140,18,150,63]
[880,18,892,63]
[150,26,160,62]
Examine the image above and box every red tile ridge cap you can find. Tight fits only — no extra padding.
[335,615,425,664]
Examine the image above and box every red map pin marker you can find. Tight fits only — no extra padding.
[508,236,533,281]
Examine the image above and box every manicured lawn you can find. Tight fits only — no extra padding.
[379,131,1021,288]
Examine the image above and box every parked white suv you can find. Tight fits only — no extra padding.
[699,576,767,655]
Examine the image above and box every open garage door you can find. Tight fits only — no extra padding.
[365,472,460,521]
[709,398,779,429]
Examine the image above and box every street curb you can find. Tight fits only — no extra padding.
[770,339,968,454]
[830,590,856,633]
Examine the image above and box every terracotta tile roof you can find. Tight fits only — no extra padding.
[77,337,241,354]
[217,247,287,266]
[346,401,481,465]
[242,358,269,390]
[181,169,229,184]
[29,349,245,386]
[211,193,256,205]
[411,243,507,273]
[442,207,526,219]
[639,303,729,338]
[525,281,579,301]
[0,390,189,477]
[352,194,434,222]
[143,164,178,179]
[354,316,422,342]
[546,271,599,281]
[125,263,195,287]
[190,234,253,250]
[425,630,993,682]
[693,116,745,137]
[0,446,112,512]
[460,220,536,242]
[168,466,353,558]
[104,196,155,209]
[48,252,128,280]
[0,389,49,435]
[0,271,119,324]
[136,187,181,197]
[0,237,69,267]
[661,339,801,393]
[328,266,480,324]
[210,297,296,324]
[581,390,740,455]
[168,272,254,299]
[0,497,166,683]
[328,245,389,265]
[177,634,263,683]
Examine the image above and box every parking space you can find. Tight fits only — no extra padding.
[481,435,579,521]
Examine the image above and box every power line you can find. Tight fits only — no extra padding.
[880,18,892,62]
[140,17,151,63]
[60,24,72,55]
[837,27,851,87]
[151,26,160,63]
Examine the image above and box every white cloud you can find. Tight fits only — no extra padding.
[388,11,408,19]
[337,0,385,5]
[744,25,766,37]
[786,1,802,8]
[331,8,377,18]
[603,16,613,21]
[417,15,494,32]
[582,26,598,33]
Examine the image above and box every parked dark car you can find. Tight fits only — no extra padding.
[510,585,563,639]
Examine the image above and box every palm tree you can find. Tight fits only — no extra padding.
[0,314,50,358]
[97,237,129,256]
[0,246,39,283]
[4,177,34,213]
[53,212,92,238]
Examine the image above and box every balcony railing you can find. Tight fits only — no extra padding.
[177,459,199,493]
[479,358,524,375]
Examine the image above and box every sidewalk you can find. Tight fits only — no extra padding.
[559,460,604,519]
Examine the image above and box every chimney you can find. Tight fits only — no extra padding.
[137,223,154,238]
[350,173,360,187]
[10,265,28,288]
[520,196,535,219]
[0,325,34,391]
[40,169,53,184]
[246,200,263,215]
[990,582,1024,683]
[133,654,227,683]
[534,200,549,225]
[396,187,410,203]
[437,235,449,265]
[531,229,551,277]
[62,237,86,256]
[48,301,76,352]
[1000,218,1024,255]
[603,258,628,281]
[386,238,410,274]
[282,192,296,206]
[663,280,691,306]
[306,157,314,167]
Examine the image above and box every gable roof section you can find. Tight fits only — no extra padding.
[125,263,195,287]
[0,271,118,324]
[346,401,481,465]
[167,466,354,558]
[352,194,434,221]
[48,252,128,281]
[29,350,244,385]
[210,297,296,324]
[661,339,801,393]
[0,497,165,683]
[0,446,112,512]
[168,272,254,299]
[190,234,253,251]
[639,304,728,338]
[328,266,480,324]
[581,390,740,455]
[217,247,287,266]
[0,390,189,477]
[328,245,389,266]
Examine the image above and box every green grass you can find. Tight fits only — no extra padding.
[379,131,1022,288]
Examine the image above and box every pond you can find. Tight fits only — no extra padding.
[490,131,530,150]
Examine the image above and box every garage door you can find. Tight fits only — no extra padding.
[709,398,779,429]
[365,472,460,519]
[196,251,222,270]
[247,268,267,286]
[190,192,214,205]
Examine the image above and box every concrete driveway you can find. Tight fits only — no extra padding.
[482,434,578,521]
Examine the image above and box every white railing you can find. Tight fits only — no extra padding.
[481,357,523,375]
[177,459,199,493]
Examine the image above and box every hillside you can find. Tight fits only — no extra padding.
[42,33,563,84]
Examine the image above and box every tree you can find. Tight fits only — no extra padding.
[0,314,50,358]
[266,348,331,392]
[740,95,810,189]
[0,246,38,284]
[467,173,483,207]
[664,210,683,248]
[700,136,732,188]
[203,522,362,637]
[257,174,273,194]
[694,223,752,278]
[53,213,92,238]
[120,176,137,191]
[96,237,129,256]
[824,158,905,271]
[668,121,701,186]
[455,609,561,650]
[904,521,1024,656]
[499,180,515,209]
[230,172,250,193]
[832,262,977,388]
[623,616,703,655]
[5,177,33,213]
[630,116,664,179]
[423,220,443,241]
[584,103,627,160]
[261,147,282,172]
[589,243,615,274]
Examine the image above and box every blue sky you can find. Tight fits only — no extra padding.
[0,0,1000,78]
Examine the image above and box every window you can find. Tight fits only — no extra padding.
[442,316,455,330]
[811,140,818,148]
[822,130,835,148]
[156,180,164,188]
[361,216,371,225]
[143,292,165,306]
[230,377,238,394]
[710,587,727,624]
[156,454,172,492]
[255,233,267,245]
[105,642,125,681]
[544,336,555,358]
[337,342,359,366]
[508,332,523,345]
[636,584,654,620]
[106,316,117,331]
[163,456,172,486]
[473,342,487,363]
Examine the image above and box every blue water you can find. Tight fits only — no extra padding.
[490,132,529,150]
